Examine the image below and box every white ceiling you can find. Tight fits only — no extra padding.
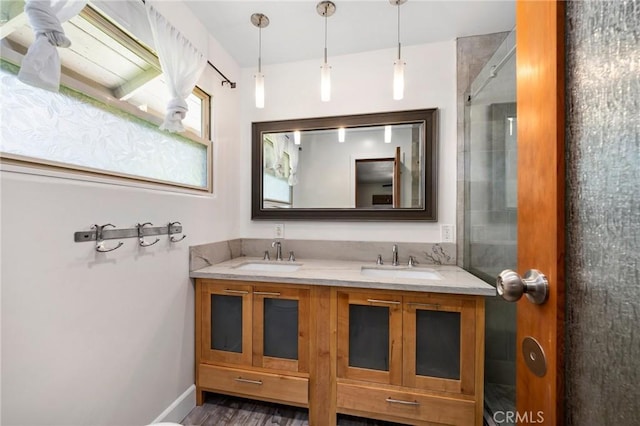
[184,1,515,68]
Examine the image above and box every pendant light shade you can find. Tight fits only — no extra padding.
[393,60,405,100]
[251,13,269,109]
[317,1,336,102]
[255,72,265,108]
[390,0,407,100]
[321,63,331,102]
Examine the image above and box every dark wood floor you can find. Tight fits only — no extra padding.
[181,385,514,426]
[181,393,406,426]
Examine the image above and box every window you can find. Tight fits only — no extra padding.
[0,2,212,190]
[262,135,292,207]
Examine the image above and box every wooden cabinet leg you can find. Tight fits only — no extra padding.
[196,387,205,406]
[308,287,337,426]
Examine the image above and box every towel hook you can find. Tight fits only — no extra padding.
[92,224,124,253]
[168,221,187,243]
[137,222,159,247]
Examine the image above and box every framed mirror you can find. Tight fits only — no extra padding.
[251,109,438,221]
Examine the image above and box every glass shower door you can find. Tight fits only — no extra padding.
[464,29,517,420]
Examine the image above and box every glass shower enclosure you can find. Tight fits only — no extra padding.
[464,29,517,414]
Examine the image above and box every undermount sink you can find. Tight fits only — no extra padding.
[234,261,302,272]
[360,266,442,280]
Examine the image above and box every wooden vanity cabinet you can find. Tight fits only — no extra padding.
[195,279,485,426]
[196,279,310,407]
[336,289,484,426]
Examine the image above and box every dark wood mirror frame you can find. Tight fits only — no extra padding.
[251,108,438,221]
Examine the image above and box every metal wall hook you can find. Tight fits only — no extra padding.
[168,221,187,242]
[92,224,124,253]
[137,222,160,247]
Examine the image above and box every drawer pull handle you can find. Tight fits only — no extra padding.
[235,377,263,385]
[253,291,281,296]
[367,299,401,305]
[407,302,441,309]
[385,397,420,406]
[224,289,249,294]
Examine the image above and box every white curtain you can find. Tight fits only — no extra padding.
[273,134,288,178]
[146,2,207,133]
[18,0,88,92]
[287,140,299,186]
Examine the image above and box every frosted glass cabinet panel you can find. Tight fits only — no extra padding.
[211,295,244,353]
[263,298,299,360]
[349,305,390,371]
[415,310,461,379]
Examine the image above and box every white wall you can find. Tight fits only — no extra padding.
[240,41,457,242]
[293,127,413,208]
[0,2,242,425]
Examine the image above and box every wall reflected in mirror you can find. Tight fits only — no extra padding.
[262,124,423,210]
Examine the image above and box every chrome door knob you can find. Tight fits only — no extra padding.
[496,269,549,305]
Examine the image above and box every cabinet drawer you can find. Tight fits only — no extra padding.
[199,364,308,406]
[337,383,475,426]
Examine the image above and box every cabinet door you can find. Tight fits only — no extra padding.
[201,281,253,365]
[403,294,476,395]
[252,285,309,373]
[337,291,402,386]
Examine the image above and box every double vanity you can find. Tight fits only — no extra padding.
[190,244,495,426]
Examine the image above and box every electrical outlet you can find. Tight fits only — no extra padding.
[441,225,455,243]
[274,223,285,239]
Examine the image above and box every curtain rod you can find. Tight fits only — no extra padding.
[140,0,236,88]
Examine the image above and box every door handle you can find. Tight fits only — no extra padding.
[496,269,549,305]
[253,291,281,296]
[224,289,249,295]
[366,299,401,305]
[385,397,420,406]
[235,377,263,385]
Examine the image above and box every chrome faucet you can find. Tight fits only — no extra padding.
[392,244,399,266]
[271,240,283,261]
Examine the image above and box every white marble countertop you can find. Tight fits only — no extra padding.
[190,257,496,297]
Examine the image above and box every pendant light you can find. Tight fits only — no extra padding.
[384,125,392,143]
[317,1,336,102]
[251,13,269,109]
[390,0,407,100]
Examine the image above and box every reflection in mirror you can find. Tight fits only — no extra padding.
[355,157,395,208]
[252,109,438,221]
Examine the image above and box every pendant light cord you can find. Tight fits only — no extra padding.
[258,17,262,73]
[324,8,328,64]
[397,3,401,60]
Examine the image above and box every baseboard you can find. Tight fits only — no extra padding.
[151,384,196,425]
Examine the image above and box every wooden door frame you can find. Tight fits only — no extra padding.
[516,0,565,424]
